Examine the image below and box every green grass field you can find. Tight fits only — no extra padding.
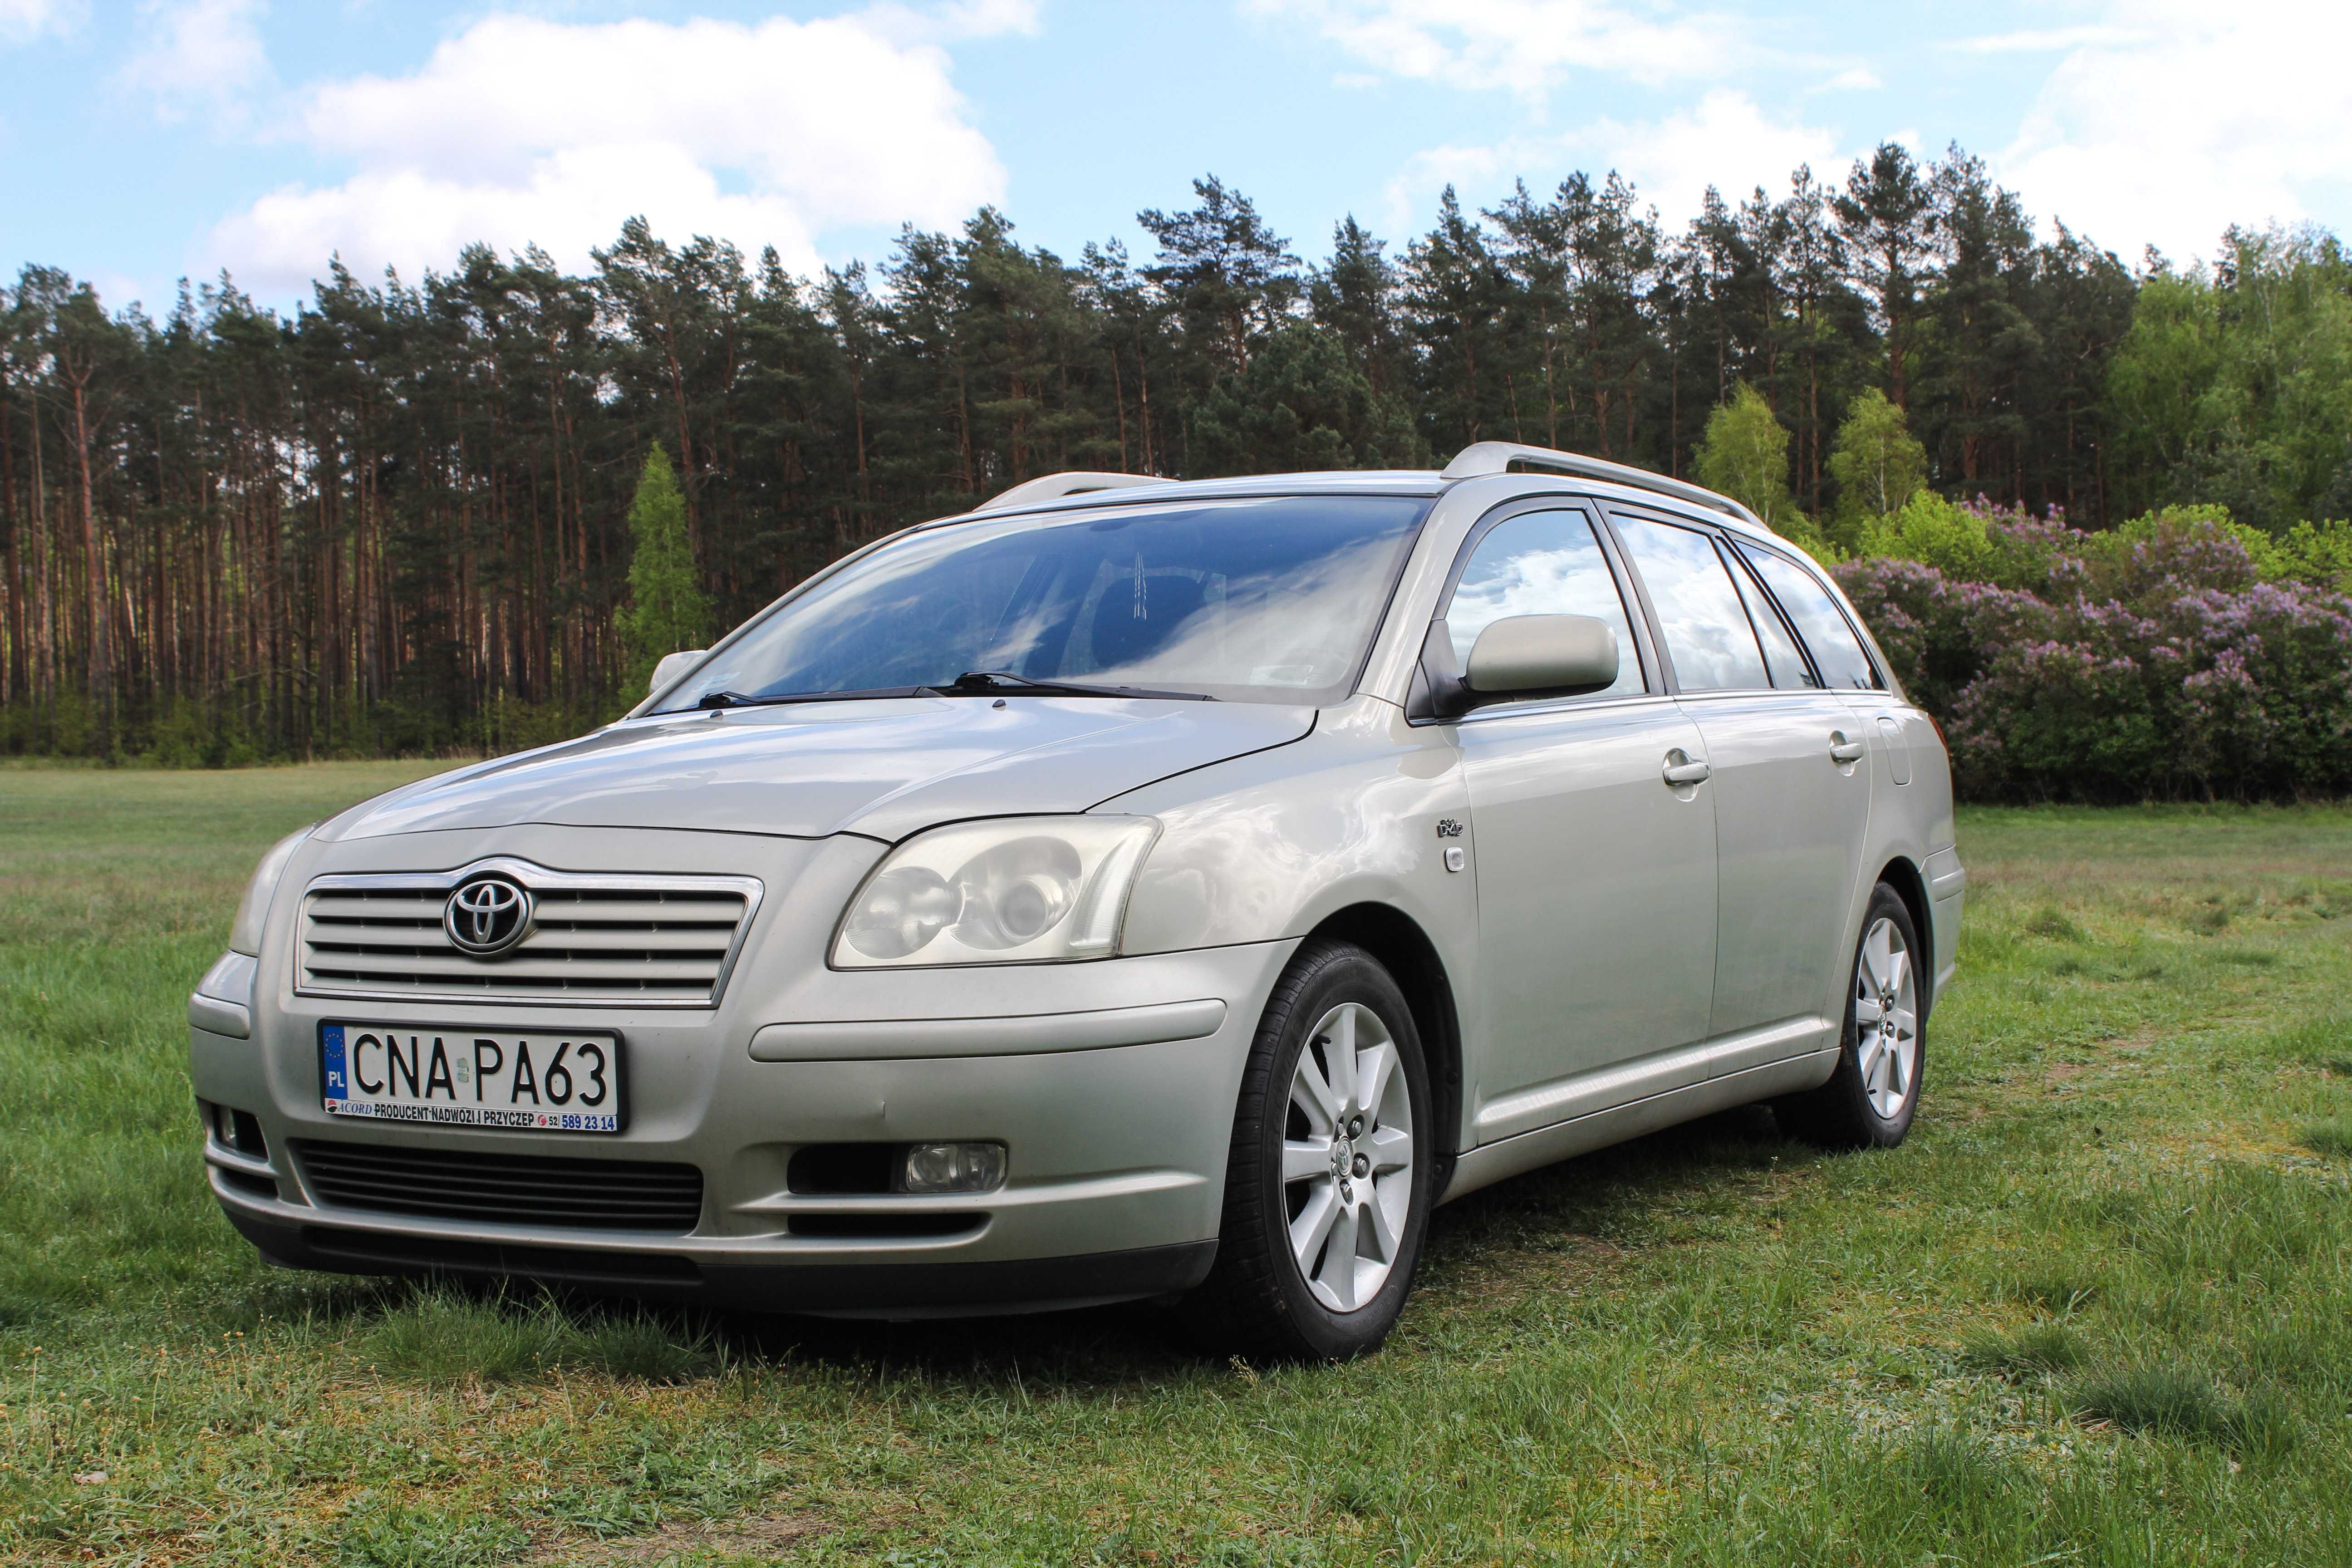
[4,763,2350,1566]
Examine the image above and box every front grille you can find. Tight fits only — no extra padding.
[297,860,760,1007]
[294,1140,705,1233]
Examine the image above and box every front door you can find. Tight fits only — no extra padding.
[1439,505,1720,1144]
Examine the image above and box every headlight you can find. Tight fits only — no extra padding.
[229,826,315,956]
[833,816,1160,968]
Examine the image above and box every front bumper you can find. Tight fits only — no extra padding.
[216,1206,1222,1317]
[191,823,1295,1315]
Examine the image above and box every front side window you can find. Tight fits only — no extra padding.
[1610,513,1770,692]
[660,495,1431,710]
[1738,543,1885,690]
[1444,508,1645,699]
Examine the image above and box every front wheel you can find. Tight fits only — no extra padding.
[1188,939,1434,1362]
[1777,882,1925,1150]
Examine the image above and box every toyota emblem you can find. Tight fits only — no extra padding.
[444,875,534,958]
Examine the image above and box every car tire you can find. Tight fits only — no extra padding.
[1188,938,1434,1362]
[1777,882,1926,1150]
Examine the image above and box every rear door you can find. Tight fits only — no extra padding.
[1438,503,1720,1142]
[1607,510,1871,1064]
[1737,538,1915,792]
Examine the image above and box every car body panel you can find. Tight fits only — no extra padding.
[1677,689,1874,1048]
[1451,695,1719,1140]
[314,697,1315,845]
[192,814,1300,1304]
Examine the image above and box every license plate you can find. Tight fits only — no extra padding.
[319,1023,625,1134]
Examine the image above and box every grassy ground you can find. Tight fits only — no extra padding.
[3,763,2350,1566]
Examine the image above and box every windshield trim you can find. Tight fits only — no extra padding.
[634,490,1440,719]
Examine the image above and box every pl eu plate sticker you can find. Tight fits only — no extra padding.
[321,1023,349,1103]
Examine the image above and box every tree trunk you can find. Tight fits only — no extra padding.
[71,374,109,749]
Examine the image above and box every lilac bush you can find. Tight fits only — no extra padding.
[1836,502,2352,801]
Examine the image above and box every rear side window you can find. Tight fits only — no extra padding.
[1727,551,1820,690]
[1738,544,1884,690]
[1444,508,1645,698]
[1611,514,1769,692]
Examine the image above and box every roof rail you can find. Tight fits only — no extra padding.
[977,471,1177,512]
[1441,442,1770,533]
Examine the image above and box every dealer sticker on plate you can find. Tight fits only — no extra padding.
[319,1023,624,1133]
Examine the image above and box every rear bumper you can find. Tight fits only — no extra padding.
[1924,846,1965,999]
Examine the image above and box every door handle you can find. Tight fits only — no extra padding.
[1829,731,1866,764]
[1661,749,1711,786]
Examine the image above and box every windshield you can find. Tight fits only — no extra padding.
[657,494,1432,710]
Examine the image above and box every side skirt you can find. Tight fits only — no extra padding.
[1437,1050,1839,1205]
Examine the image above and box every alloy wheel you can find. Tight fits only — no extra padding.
[1852,915,1919,1120]
[1282,1001,1415,1312]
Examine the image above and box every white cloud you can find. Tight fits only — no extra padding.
[0,0,79,44]
[1601,91,1847,219]
[862,0,1040,42]
[1817,66,1879,93]
[204,6,1019,294]
[1247,0,1748,94]
[1382,90,1847,237]
[1994,0,2352,261]
[117,0,271,124]
[1947,25,2151,54]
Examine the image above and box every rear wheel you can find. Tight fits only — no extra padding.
[1777,882,1925,1150]
[1188,939,1433,1362]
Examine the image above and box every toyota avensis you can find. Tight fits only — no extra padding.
[188,442,1963,1360]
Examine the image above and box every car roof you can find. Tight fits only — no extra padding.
[955,465,1781,545]
[962,443,1774,540]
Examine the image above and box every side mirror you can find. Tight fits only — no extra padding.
[1465,614,1619,699]
[650,649,706,696]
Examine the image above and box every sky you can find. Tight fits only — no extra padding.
[4,0,2348,318]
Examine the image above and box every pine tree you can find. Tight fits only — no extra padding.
[1826,387,1929,547]
[1835,143,1937,411]
[1138,176,1301,378]
[1919,147,2035,492]
[1696,384,1798,532]
[617,443,710,696]
[1312,216,1408,397]
[1188,323,1426,477]
[1404,187,1512,453]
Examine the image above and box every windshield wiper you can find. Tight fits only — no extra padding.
[679,672,1216,712]
[690,686,931,712]
[943,670,1216,702]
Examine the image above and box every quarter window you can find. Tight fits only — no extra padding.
[1444,509,1645,699]
[1728,551,1820,689]
[1738,544,1884,690]
[1611,514,1770,692]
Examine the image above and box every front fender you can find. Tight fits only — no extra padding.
[1100,695,1477,1001]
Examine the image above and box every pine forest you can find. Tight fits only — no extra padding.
[6,140,2352,765]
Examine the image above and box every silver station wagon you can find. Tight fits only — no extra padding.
[189,442,1964,1359]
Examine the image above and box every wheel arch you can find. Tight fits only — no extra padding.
[1303,901,1463,1191]
[1875,854,1933,1014]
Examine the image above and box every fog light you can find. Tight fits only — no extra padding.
[898,1141,1006,1194]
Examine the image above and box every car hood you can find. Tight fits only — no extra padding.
[318,697,1316,844]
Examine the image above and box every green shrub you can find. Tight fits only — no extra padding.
[1838,504,2352,801]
